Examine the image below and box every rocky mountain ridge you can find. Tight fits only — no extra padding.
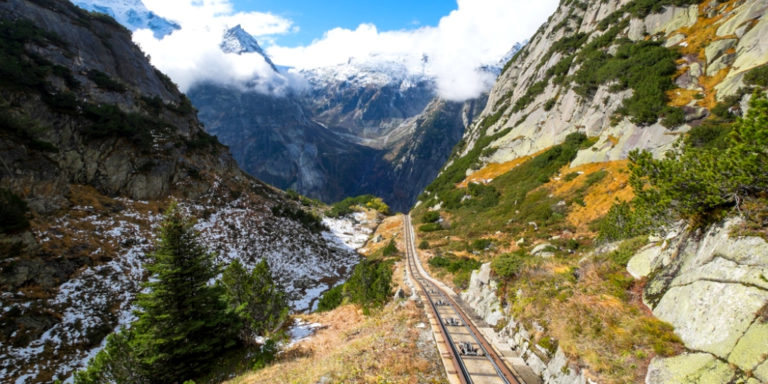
[439,0,768,180]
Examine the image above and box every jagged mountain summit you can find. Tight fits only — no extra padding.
[221,24,280,72]
[71,0,179,38]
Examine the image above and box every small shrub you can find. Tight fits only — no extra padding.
[316,284,344,312]
[271,204,326,233]
[563,172,580,182]
[345,259,393,313]
[0,189,29,233]
[744,63,768,87]
[422,211,440,223]
[543,98,557,111]
[87,69,126,92]
[419,223,442,232]
[328,195,388,218]
[491,251,530,280]
[584,170,608,187]
[382,240,398,257]
[418,240,429,249]
[605,236,648,267]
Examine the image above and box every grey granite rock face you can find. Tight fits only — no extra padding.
[446,0,768,181]
[625,218,768,383]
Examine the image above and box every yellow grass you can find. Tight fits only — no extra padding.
[228,302,446,384]
[548,161,634,231]
[457,149,548,188]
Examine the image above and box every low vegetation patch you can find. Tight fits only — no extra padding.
[428,253,481,289]
[327,195,389,218]
[573,40,683,126]
[317,259,393,314]
[599,92,768,241]
[0,189,30,234]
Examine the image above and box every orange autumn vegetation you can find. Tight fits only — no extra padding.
[550,161,634,231]
[457,149,548,188]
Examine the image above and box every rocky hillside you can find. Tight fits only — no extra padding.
[0,1,364,382]
[432,0,767,179]
[412,0,768,383]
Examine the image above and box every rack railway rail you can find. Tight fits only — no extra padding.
[403,215,526,384]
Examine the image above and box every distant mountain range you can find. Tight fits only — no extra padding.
[69,1,517,211]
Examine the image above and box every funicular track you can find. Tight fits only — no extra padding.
[403,215,525,384]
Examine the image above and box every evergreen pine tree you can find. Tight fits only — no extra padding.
[221,259,288,344]
[129,204,237,383]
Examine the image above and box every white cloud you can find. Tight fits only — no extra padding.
[132,0,296,92]
[267,0,559,100]
[134,0,558,100]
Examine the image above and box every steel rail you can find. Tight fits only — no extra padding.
[403,215,523,384]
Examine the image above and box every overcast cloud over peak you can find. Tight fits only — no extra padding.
[129,0,558,101]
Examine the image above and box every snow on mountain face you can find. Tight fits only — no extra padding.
[298,57,433,90]
[220,25,280,72]
[71,0,179,38]
[0,187,369,382]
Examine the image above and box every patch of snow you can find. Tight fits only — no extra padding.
[287,319,324,347]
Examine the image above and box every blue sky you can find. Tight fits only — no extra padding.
[231,0,457,46]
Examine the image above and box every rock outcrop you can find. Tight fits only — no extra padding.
[630,218,768,383]
[461,264,596,384]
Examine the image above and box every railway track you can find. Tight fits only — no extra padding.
[403,215,525,384]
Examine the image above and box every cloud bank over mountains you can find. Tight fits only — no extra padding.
[126,0,558,100]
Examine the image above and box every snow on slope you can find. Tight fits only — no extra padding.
[71,0,179,38]
[1,186,374,382]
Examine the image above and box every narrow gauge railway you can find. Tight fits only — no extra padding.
[403,215,525,384]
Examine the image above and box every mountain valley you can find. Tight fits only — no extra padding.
[1,0,768,383]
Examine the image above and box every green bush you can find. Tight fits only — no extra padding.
[0,189,29,234]
[382,240,398,257]
[345,259,393,313]
[564,172,580,182]
[221,259,289,343]
[491,251,530,279]
[419,223,442,232]
[271,204,326,233]
[599,92,768,240]
[465,183,499,209]
[418,240,430,249]
[422,211,440,223]
[316,284,344,312]
[512,80,548,112]
[87,69,126,92]
[469,238,493,252]
[584,170,608,187]
[604,236,648,267]
[597,201,654,243]
[428,254,481,288]
[573,40,681,125]
[327,195,389,218]
[743,63,768,87]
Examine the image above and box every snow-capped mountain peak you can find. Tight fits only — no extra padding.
[71,0,179,39]
[221,25,279,72]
